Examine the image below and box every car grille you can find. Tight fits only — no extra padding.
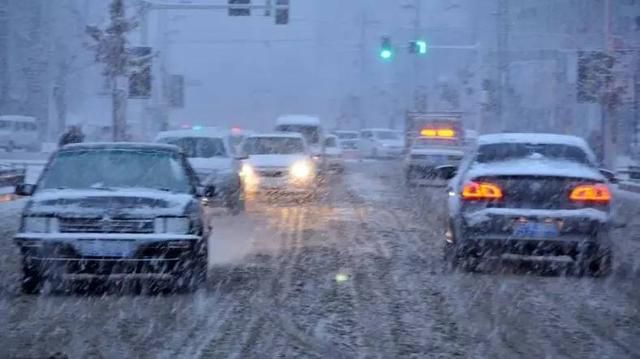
[258,170,286,178]
[59,218,154,234]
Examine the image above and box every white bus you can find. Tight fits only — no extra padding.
[0,115,39,152]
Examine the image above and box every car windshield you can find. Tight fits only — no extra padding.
[335,132,358,140]
[375,131,400,140]
[243,137,305,155]
[39,149,193,193]
[159,137,227,158]
[476,143,591,165]
[275,125,319,145]
[324,137,337,147]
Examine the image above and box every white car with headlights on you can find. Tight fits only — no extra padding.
[239,133,317,194]
[13,143,212,294]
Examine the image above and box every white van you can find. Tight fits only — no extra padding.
[0,115,39,152]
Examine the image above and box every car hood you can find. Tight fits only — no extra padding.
[246,154,308,168]
[25,188,194,218]
[466,159,605,181]
[188,157,233,173]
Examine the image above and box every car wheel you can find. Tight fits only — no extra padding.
[176,247,208,292]
[578,251,612,277]
[227,188,245,215]
[21,258,43,295]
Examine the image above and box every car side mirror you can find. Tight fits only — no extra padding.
[197,185,216,198]
[435,165,457,180]
[15,183,36,196]
[599,169,618,184]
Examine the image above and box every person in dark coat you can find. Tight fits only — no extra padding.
[58,126,85,147]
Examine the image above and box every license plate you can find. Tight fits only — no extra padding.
[260,178,284,188]
[76,240,134,257]
[512,222,559,239]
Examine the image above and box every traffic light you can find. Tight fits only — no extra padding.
[379,36,393,61]
[409,40,428,55]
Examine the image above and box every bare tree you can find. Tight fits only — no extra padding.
[86,0,138,141]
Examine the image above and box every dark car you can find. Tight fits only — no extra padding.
[13,143,214,294]
[440,133,614,275]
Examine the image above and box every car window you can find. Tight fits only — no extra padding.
[275,125,320,145]
[243,137,305,155]
[39,149,194,193]
[475,143,591,165]
[375,131,400,140]
[324,137,337,147]
[159,137,227,158]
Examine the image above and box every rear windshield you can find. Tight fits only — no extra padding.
[39,149,194,193]
[159,137,227,158]
[476,143,591,165]
[243,137,305,155]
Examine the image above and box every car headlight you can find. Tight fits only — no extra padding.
[155,217,190,234]
[290,161,313,179]
[22,217,58,233]
[240,163,255,178]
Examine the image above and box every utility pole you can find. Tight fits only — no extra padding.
[602,0,614,168]
[0,0,8,112]
[412,0,426,112]
[496,0,510,132]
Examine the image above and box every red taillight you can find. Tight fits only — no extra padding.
[461,181,503,200]
[569,184,611,202]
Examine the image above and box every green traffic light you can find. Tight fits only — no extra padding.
[380,49,393,60]
[416,40,427,54]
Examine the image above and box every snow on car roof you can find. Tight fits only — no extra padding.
[62,142,180,152]
[275,115,320,126]
[477,133,589,149]
[246,132,305,139]
[155,128,229,140]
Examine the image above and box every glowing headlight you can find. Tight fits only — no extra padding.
[155,217,190,234]
[290,161,312,179]
[239,163,255,178]
[22,217,58,233]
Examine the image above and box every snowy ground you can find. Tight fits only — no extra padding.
[1,160,639,358]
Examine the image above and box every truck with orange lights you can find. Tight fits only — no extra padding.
[403,111,465,186]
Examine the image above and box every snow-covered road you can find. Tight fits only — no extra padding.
[1,161,639,358]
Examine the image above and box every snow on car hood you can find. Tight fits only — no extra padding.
[26,188,194,217]
[466,158,604,181]
[188,157,233,173]
[247,154,309,168]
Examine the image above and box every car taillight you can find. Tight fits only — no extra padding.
[569,184,611,202]
[461,181,503,200]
